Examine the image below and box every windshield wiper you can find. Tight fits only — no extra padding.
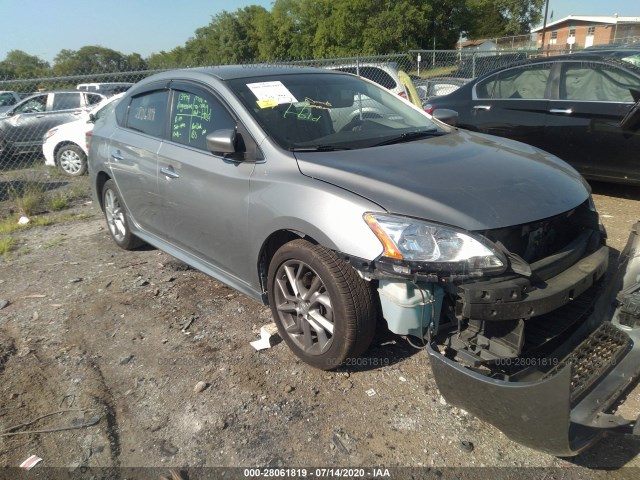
[290,145,353,152]
[373,129,445,147]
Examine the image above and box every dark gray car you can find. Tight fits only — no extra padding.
[88,66,640,456]
[0,90,104,157]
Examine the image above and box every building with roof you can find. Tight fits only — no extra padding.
[532,15,640,52]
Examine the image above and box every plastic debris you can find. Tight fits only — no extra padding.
[366,388,377,397]
[17,216,30,225]
[250,323,279,351]
[20,455,42,470]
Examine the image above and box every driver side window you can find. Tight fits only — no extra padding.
[15,95,47,114]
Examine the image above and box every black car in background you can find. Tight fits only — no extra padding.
[426,54,640,185]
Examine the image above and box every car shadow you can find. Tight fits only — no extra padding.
[589,181,640,201]
[0,179,69,202]
[567,434,640,469]
[336,329,425,374]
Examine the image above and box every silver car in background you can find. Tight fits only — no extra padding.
[88,66,640,455]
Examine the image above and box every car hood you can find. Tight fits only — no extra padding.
[294,130,590,231]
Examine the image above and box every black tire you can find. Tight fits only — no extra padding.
[101,179,143,250]
[56,144,87,176]
[267,239,376,370]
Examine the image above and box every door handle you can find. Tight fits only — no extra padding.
[161,166,180,179]
[549,108,572,114]
[111,151,124,161]
[473,105,491,111]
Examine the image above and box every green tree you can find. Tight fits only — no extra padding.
[467,0,544,38]
[53,46,146,75]
[0,50,50,79]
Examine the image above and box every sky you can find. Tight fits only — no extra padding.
[1,0,638,63]
[0,0,272,62]
[540,0,639,26]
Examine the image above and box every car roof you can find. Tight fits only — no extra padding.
[30,90,106,95]
[475,53,640,79]
[150,65,344,82]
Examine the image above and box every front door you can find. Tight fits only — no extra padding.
[158,83,256,283]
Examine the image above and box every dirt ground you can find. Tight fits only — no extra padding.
[0,180,639,479]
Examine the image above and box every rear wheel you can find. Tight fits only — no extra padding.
[56,144,87,176]
[267,239,376,370]
[101,179,143,250]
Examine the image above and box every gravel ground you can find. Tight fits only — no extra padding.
[0,180,639,479]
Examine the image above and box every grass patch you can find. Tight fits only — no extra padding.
[67,181,91,200]
[0,211,89,235]
[0,209,94,261]
[7,172,48,216]
[14,189,46,216]
[44,237,65,249]
[48,195,69,211]
[0,236,15,259]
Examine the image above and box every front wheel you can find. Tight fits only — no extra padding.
[56,144,87,176]
[101,179,143,250]
[267,239,376,370]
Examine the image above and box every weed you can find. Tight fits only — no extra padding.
[48,195,69,211]
[7,173,48,216]
[14,190,46,216]
[66,181,91,201]
[44,237,65,249]
[0,236,15,259]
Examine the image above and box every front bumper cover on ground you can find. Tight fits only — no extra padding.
[428,222,640,456]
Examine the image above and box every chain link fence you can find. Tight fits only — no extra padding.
[0,46,630,221]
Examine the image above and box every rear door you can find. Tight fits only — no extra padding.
[544,60,640,183]
[463,62,553,147]
[41,92,87,138]
[108,85,168,236]
[157,82,257,281]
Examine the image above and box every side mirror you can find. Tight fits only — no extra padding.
[206,129,237,155]
[432,108,459,127]
[88,113,97,123]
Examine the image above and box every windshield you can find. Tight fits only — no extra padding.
[227,72,443,150]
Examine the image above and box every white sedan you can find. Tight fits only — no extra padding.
[43,93,124,176]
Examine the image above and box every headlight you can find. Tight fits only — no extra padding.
[364,213,505,274]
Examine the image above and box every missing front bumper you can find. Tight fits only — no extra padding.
[427,222,640,456]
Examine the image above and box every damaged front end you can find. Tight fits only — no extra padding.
[356,202,640,455]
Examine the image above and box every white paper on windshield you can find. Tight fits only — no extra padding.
[247,81,298,108]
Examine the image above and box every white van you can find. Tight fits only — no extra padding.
[76,82,133,96]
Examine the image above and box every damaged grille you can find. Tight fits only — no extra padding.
[618,289,640,328]
[481,200,597,263]
[544,322,631,402]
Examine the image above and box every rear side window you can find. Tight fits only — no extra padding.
[52,92,81,111]
[477,64,551,99]
[126,90,169,137]
[560,63,637,102]
[170,89,236,151]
